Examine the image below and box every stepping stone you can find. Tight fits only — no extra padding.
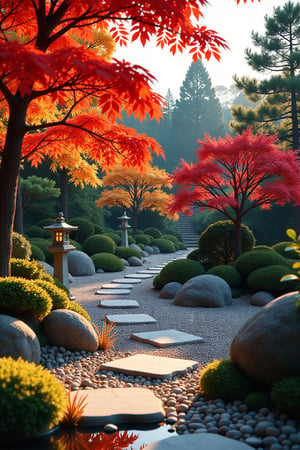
[105,314,156,325]
[98,300,140,308]
[70,388,164,427]
[101,283,134,289]
[144,433,253,450]
[100,354,198,379]
[112,278,142,284]
[125,273,153,279]
[95,289,130,295]
[149,267,163,270]
[131,329,204,348]
[137,270,161,274]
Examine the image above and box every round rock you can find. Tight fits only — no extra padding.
[249,291,275,306]
[127,256,143,266]
[160,282,182,299]
[67,250,95,276]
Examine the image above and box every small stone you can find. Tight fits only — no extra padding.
[245,437,263,447]
[104,423,118,433]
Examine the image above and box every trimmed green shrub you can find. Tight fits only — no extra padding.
[83,234,116,256]
[152,238,176,253]
[91,253,124,272]
[0,357,67,435]
[253,245,274,252]
[67,302,91,321]
[30,244,45,261]
[178,242,187,250]
[247,264,300,294]
[29,238,53,263]
[134,234,153,245]
[115,246,141,259]
[94,224,105,234]
[272,241,299,259]
[0,277,52,320]
[68,217,95,243]
[103,232,122,245]
[159,258,205,287]
[153,275,163,290]
[207,265,241,288]
[244,392,272,411]
[128,235,136,244]
[26,226,49,239]
[35,280,70,310]
[271,377,300,418]
[198,220,255,266]
[162,234,180,249]
[69,239,83,251]
[12,232,32,260]
[234,249,289,277]
[187,249,202,262]
[10,258,46,280]
[143,227,162,238]
[199,359,253,401]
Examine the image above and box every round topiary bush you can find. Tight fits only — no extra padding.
[134,234,153,245]
[91,253,124,272]
[0,357,67,435]
[143,227,162,238]
[234,249,289,277]
[29,238,53,263]
[67,302,91,321]
[153,275,163,290]
[10,258,46,280]
[187,249,202,262]
[93,223,105,234]
[199,359,254,401]
[198,220,255,266]
[35,280,70,310]
[272,241,299,260]
[69,239,83,251]
[68,217,95,243]
[0,277,52,320]
[207,265,241,288]
[152,238,176,253]
[159,258,205,287]
[30,244,45,262]
[253,245,274,252]
[244,392,272,411]
[83,234,116,256]
[25,226,49,239]
[103,232,122,245]
[246,264,300,294]
[12,232,32,260]
[161,234,180,249]
[115,246,141,259]
[271,377,300,418]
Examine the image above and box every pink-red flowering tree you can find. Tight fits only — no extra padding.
[170,129,300,258]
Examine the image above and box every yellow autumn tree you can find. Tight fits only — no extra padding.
[96,166,177,233]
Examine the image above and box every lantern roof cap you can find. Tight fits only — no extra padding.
[118,211,131,220]
[43,212,78,231]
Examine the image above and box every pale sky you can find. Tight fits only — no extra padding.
[115,0,287,99]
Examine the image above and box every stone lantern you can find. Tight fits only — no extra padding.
[43,212,78,289]
[118,211,131,247]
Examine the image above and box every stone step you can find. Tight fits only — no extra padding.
[112,278,142,284]
[101,283,134,289]
[98,300,140,308]
[125,273,153,279]
[105,313,156,325]
[95,289,131,295]
[131,329,204,348]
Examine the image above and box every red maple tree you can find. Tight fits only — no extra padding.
[0,0,256,276]
[170,128,300,257]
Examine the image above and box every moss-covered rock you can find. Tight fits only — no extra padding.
[91,253,124,272]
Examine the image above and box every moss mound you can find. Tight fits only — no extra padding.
[271,377,300,418]
[207,265,241,288]
[152,238,176,253]
[91,253,124,272]
[143,227,162,238]
[30,244,45,261]
[272,241,299,260]
[68,217,94,243]
[134,234,153,245]
[159,258,205,287]
[247,264,300,294]
[115,246,141,259]
[83,234,116,256]
[103,232,122,245]
[234,249,289,277]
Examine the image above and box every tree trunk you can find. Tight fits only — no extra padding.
[234,217,242,259]
[0,101,28,276]
[60,168,69,219]
[14,174,24,234]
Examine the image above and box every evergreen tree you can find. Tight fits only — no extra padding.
[167,60,225,172]
[231,1,300,150]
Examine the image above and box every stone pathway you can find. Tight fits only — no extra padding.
[98,299,140,308]
[131,329,204,348]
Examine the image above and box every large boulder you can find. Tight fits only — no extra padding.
[230,292,300,386]
[42,309,98,352]
[0,314,40,363]
[127,256,143,266]
[67,250,95,276]
[249,291,275,307]
[173,275,232,307]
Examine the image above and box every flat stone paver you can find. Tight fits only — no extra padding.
[101,283,134,289]
[137,270,161,274]
[125,273,153,279]
[95,289,131,295]
[131,329,204,348]
[144,433,253,450]
[112,278,142,284]
[100,354,198,379]
[98,300,140,308]
[105,314,156,325]
[70,388,164,427]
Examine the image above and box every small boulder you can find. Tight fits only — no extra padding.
[42,309,98,352]
[160,282,182,299]
[249,291,275,307]
[0,314,40,363]
[173,274,232,307]
[68,250,95,276]
[144,245,154,254]
[128,256,143,266]
[230,292,300,386]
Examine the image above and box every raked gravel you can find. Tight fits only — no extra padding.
[40,250,300,449]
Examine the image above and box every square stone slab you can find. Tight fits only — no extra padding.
[112,278,142,284]
[101,283,134,289]
[95,289,131,295]
[101,354,199,379]
[105,314,156,325]
[125,273,153,279]
[98,299,140,308]
[131,329,204,348]
[137,270,161,274]
[70,388,164,427]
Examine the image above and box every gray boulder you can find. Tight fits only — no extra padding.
[67,250,95,276]
[42,309,98,352]
[160,282,182,299]
[128,256,143,266]
[249,291,275,307]
[144,433,252,450]
[39,261,74,283]
[230,292,300,386]
[0,315,40,363]
[144,245,154,254]
[173,274,232,307]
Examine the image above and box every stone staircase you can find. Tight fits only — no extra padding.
[176,214,199,248]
